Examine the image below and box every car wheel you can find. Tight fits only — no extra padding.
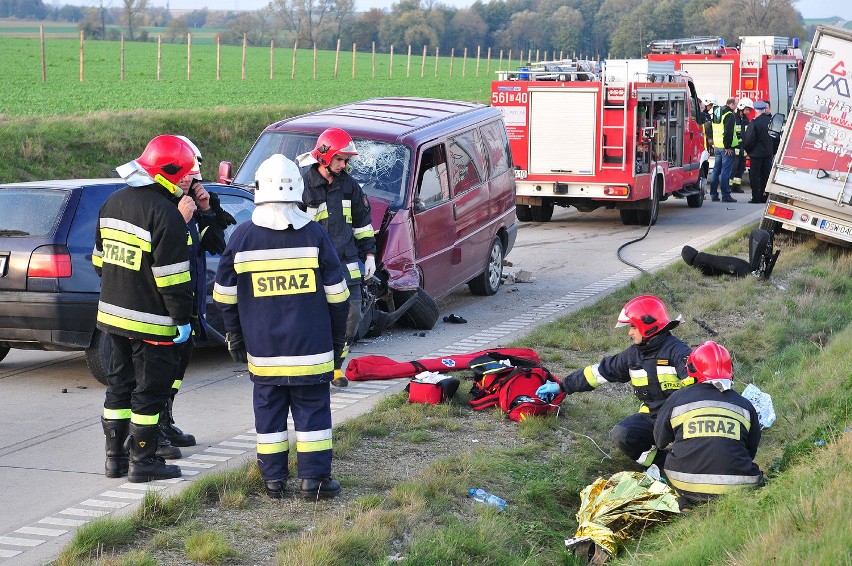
[468,236,504,296]
[530,203,554,222]
[687,166,707,208]
[394,287,439,330]
[85,330,111,386]
[0,346,9,363]
[516,205,533,222]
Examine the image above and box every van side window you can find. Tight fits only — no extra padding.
[448,130,484,194]
[481,121,510,178]
[414,145,450,211]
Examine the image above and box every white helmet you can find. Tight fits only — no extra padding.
[702,93,716,106]
[254,154,304,204]
[737,97,754,110]
[176,135,203,180]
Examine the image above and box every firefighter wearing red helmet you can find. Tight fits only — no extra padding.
[536,295,693,469]
[94,134,197,483]
[299,127,376,388]
[654,341,763,509]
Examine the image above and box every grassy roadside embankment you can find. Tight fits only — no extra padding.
[53,224,852,565]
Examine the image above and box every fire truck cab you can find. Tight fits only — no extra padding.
[492,58,709,225]
[647,36,804,116]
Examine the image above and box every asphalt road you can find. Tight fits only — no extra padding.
[0,198,764,564]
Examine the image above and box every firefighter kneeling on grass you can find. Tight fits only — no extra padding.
[653,341,763,510]
[536,295,692,470]
[214,154,350,500]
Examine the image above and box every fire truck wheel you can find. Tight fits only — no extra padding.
[624,184,660,226]
[516,205,533,222]
[530,203,554,222]
[468,236,505,296]
[687,167,708,208]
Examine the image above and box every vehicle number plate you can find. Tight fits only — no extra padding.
[819,219,852,236]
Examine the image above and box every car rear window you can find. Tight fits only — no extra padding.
[235,131,411,210]
[0,188,69,237]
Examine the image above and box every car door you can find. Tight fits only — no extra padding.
[412,143,456,297]
[447,128,491,285]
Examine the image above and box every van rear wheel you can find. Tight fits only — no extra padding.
[468,236,504,296]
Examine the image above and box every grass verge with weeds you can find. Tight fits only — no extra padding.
[55,228,852,565]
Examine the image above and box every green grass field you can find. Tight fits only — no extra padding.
[0,35,505,117]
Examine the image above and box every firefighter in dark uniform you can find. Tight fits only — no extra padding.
[154,136,234,460]
[654,341,763,510]
[93,134,196,483]
[299,128,376,388]
[536,295,693,469]
[214,154,350,500]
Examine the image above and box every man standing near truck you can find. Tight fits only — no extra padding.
[709,98,739,203]
[742,101,777,204]
[299,128,377,388]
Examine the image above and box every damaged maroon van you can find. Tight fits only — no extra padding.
[218,97,518,336]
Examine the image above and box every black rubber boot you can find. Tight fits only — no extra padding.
[160,397,195,447]
[155,428,182,460]
[300,477,341,499]
[159,397,196,447]
[265,480,287,499]
[127,423,182,483]
[102,418,129,478]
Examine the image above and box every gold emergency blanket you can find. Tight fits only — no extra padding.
[565,471,680,562]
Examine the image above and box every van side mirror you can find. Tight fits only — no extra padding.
[218,161,234,184]
[769,113,786,139]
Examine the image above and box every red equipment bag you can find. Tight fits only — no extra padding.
[468,352,566,421]
[407,377,460,404]
[344,348,541,381]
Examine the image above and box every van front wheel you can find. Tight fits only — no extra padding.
[468,236,504,296]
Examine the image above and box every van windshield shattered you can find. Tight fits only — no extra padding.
[234,132,411,210]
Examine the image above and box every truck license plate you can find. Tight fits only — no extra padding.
[819,219,852,236]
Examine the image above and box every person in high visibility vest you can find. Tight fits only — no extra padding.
[709,98,739,203]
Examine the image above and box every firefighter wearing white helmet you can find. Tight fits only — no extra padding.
[730,97,754,193]
[700,93,716,151]
[214,154,349,500]
[299,128,377,388]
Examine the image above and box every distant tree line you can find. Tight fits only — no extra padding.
[2,0,811,58]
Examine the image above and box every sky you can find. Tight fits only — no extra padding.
[64,0,852,18]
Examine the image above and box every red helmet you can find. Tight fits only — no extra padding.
[615,295,676,338]
[687,341,733,382]
[311,128,358,166]
[136,135,197,187]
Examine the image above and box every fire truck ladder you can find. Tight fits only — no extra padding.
[601,81,628,171]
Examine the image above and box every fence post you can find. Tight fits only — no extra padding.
[487,47,491,75]
[40,25,46,82]
[407,44,411,78]
[79,30,84,82]
[334,38,340,79]
[449,48,454,77]
[372,41,376,78]
[507,49,511,72]
[120,34,125,81]
[421,44,426,77]
[352,42,356,78]
[476,45,480,77]
[187,32,191,80]
[157,35,162,81]
[313,43,317,79]
[462,47,467,77]
[389,45,394,78]
[270,39,274,79]
[434,46,439,77]
[291,40,297,79]
[242,34,247,79]
[216,35,221,80]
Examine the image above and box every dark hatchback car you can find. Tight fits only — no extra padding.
[0,179,255,383]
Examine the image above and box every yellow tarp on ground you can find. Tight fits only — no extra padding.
[565,471,680,562]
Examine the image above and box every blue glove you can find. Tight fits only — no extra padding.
[536,382,563,403]
[174,323,192,344]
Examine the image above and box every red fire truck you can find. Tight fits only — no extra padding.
[646,36,804,115]
[492,59,709,225]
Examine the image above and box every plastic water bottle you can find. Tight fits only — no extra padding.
[469,488,507,511]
